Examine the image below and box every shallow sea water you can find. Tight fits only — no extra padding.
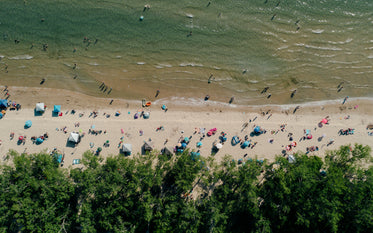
[0,0,372,105]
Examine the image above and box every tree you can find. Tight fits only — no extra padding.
[0,150,76,233]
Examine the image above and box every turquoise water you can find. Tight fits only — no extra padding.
[0,0,372,105]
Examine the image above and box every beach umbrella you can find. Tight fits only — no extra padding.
[97,147,102,152]
[254,126,261,133]
[196,141,202,147]
[53,105,61,113]
[143,112,150,119]
[216,143,223,149]
[321,118,328,124]
[181,142,187,148]
[25,120,32,128]
[184,137,189,142]
[162,105,167,110]
[306,129,311,135]
[36,138,44,144]
[18,136,24,141]
[91,125,95,129]
[177,143,182,147]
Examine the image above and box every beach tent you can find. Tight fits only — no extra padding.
[68,132,80,143]
[143,141,154,152]
[122,144,132,155]
[190,152,201,161]
[53,105,61,113]
[0,99,7,109]
[288,154,296,164]
[162,146,174,156]
[35,103,45,112]
[25,120,32,128]
[241,141,250,149]
[36,138,44,144]
[232,136,240,145]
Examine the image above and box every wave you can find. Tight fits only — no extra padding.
[295,43,343,51]
[8,55,33,60]
[179,62,203,67]
[88,62,99,66]
[311,29,324,34]
[137,62,146,65]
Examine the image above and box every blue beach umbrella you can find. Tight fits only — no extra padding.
[25,120,32,128]
[254,126,261,133]
[181,142,187,148]
[184,137,189,142]
[196,141,202,147]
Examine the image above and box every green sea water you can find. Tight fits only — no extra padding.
[0,0,372,105]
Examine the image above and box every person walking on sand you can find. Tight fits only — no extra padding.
[155,89,160,98]
[208,74,214,84]
[342,96,349,105]
[73,63,77,69]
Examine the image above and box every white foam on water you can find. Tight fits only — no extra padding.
[311,29,324,34]
[137,62,146,65]
[179,62,203,67]
[295,43,342,51]
[88,62,99,66]
[368,55,373,59]
[8,55,33,60]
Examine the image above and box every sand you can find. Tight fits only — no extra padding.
[0,86,372,168]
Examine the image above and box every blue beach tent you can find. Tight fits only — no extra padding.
[36,138,44,144]
[0,99,7,109]
[53,105,61,113]
[25,120,32,128]
[241,141,250,148]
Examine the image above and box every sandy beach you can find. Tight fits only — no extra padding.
[0,86,372,167]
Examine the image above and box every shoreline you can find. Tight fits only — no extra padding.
[1,85,372,167]
[3,85,373,113]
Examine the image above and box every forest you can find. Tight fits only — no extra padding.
[0,144,372,233]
